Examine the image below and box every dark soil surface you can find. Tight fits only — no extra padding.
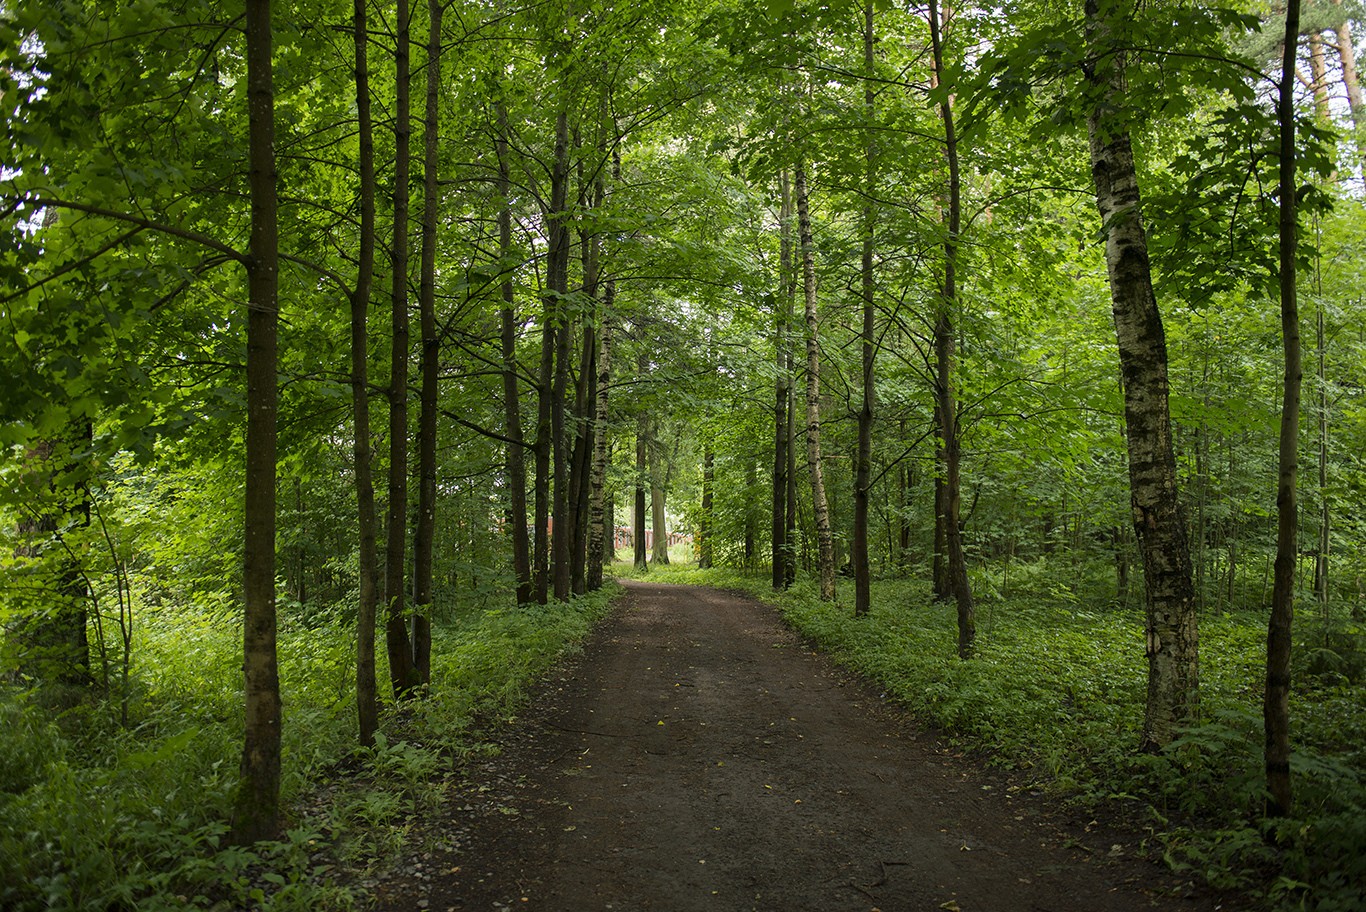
[372,580,1242,912]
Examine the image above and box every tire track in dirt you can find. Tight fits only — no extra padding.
[375,580,1235,912]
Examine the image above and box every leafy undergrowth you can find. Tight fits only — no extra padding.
[0,585,617,912]
[638,563,1365,912]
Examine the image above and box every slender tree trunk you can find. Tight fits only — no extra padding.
[1314,305,1328,604]
[352,0,380,747]
[234,0,281,844]
[385,0,416,696]
[586,299,613,590]
[773,170,794,589]
[634,412,649,571]
[496,102,532,606]
[1085,0,1198,751]
[570,323,596,595]
[929,0,975,655]
[587,139,620,590]
[548,111,573,602]
[1266,0,1301,819]
[932,406,949,600]
[853,0,877,618]
[795,161,836,600]
[411,0,442,687]
[699,444,714,569]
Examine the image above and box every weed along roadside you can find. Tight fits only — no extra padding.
[0,587,618,911]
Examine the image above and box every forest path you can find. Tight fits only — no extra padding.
[372,581,1226,912]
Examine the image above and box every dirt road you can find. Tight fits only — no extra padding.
[374,580,1230,911]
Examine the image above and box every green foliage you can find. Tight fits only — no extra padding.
[0,576,618,911]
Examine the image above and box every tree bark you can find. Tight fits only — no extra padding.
[411,0,442,687]
[699,443,714,569]
[352,0,380,747]
[496,102,532,607]
[1331,0,1366,182]
[548,110,573,602]
[853,0,877,618]
[586,295,613,590]
[234,0,281,844]
[650,446,670,567]
[634,412,649,571]
[929,0,975,655]
[795,160,836,601]
[384,0,416,696]
[772,170,793,590]
[1085,0,1199,751]
[1314,305,1328,604]
[1265,0,1301,819]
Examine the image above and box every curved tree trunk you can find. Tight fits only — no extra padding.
[1085,0,1198,751]
[351,0,380,747]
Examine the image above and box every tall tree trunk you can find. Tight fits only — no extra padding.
[1085,0,1198,752]
[650,439,670,566]
[234,0,281,844]
[586,297,613,590]
[853,0,877,618]
[570,324,596,594]
[411,0,442,687]
[548,111,573,602]
[932,405,949,600]
[929,0,975,655]
[1314,304,1328,604]
[634,412,649,571]
[795,161,836,600]
[352,0,380,747]
[773,170,794,590]
[385,0,415,696]
[496,102,532,606]
[1331,0,1366,182]
[1266,0,1301,819]
[699,444,714,569]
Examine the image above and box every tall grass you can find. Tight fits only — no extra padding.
[0,584,618,911]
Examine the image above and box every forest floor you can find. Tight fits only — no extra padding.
[367,580,1244,912]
